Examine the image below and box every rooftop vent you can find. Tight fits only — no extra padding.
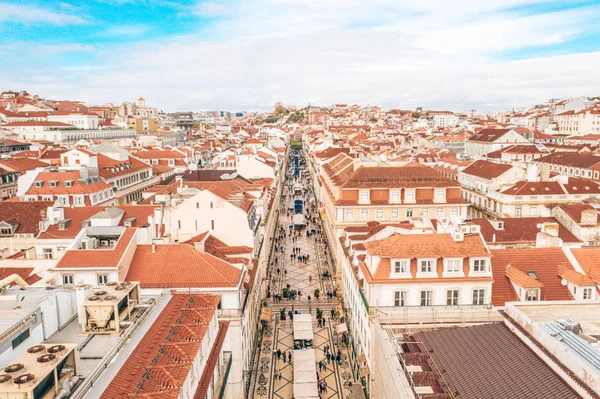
[13,374,35,385]
[26,346,45,354]
[0,375,11,384]
[36,354,56,364]
[4,364,24,373]
[47,345,65,354]
[94,290,107,296]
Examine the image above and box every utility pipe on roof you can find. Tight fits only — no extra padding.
[0,273,29,293]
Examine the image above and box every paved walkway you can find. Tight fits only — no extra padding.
[251,154,359,399]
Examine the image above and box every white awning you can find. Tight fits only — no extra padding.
[336,323,347,334]
[294,349,318,398]
[293,214,306,226]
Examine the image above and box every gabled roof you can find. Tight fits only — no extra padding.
[125,244,243,288]
[100,294,220,399]
[363,233,489,258]
[467,128,512,142]
[467,217,579,245]
[490,248,574,305]
[461,160,513,180]
[0,201,53,235]
[53,228,137,269]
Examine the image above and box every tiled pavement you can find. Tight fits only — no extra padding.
[251,172,358,399]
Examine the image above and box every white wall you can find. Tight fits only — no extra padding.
[168,191,254,247]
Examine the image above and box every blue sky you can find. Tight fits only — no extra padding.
[1,0,600,111]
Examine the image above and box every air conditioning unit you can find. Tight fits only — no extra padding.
[0,344,79,399]
[470,225,481,234]
[80,282,140,334]
[460,226,470,234]
[80,238,97,250]
[453,232,464,242]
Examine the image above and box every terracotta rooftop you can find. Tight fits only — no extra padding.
[460,160,513,180]
[0,201,53,235]
[363,233,489,259]
[100,294,220,399]
[464,217,580,245]
[53,228,137,269]
[125,244,243,288]
[490,248,574,305]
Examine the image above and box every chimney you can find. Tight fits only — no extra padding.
[581,209,598,225]
[151,243,156,253]
[194,241,205,253]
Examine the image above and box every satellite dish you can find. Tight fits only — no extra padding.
[560,279,568,287]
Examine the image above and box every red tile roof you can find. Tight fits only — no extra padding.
[490,248,574,305]
[461,160,513,180]
[194,321,230,399]
[100,294,220,399]
[0,267,41,284]
[125,244,243,288]
[0,157,47,172]
[53,228,137,269]
[363,233,489,259]
[0,201,53,235]
[467,217,580,245]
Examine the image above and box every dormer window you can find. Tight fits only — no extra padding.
[473,259,487,272]
[393,259,409,274]
[359,190,369,203]
[391,191,400,202]
[525,288,540,301]
[33,180,44,188]
[65,180,74,188]
[49,180,59,188]
[435,189,445,201]
[405,190,415,202]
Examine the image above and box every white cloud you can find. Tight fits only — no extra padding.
[192,2,232,17]
[0,3,87,25]
[101,25,150,37]
[3,0,600,111]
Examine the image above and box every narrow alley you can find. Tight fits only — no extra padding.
[251,147,361,399]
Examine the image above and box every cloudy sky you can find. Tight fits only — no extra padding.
[1,0,599,112]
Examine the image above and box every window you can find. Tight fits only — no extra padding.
[447,290,459,306]
[515,206,522,217]
[420,260,433,273]
[73,196,83,206]
[62,275,74,285]
[178,220,181,229]
[211,220,215,230]
[11,328,30,349]
[583,288,593,300]
[446,259,461,273]
[345,209,354,220]
[421,208,429,217]
[97,274,109,284]
[391,208,399,219]
[473,259,487,272]
[472,289,485,305]
[391,191,400,202]
[436,189,445,201]
[406,190,415,201]
[394,260,408,274]
[43,248,53,260]
[196,202,199,209]
[376,209,384,219]
[525,289,539,301]
[360,209,369,220]
[360,191,369,202]
[420,290,433,306]
[394,291,406,307]
[436,208,444,218]
[451,207,458,216]
[406,208,413,218]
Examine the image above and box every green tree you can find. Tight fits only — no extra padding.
[412,112,421,118]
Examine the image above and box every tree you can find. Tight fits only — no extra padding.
[412,112,421,118]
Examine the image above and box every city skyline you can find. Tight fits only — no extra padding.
[1,0,600,111]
